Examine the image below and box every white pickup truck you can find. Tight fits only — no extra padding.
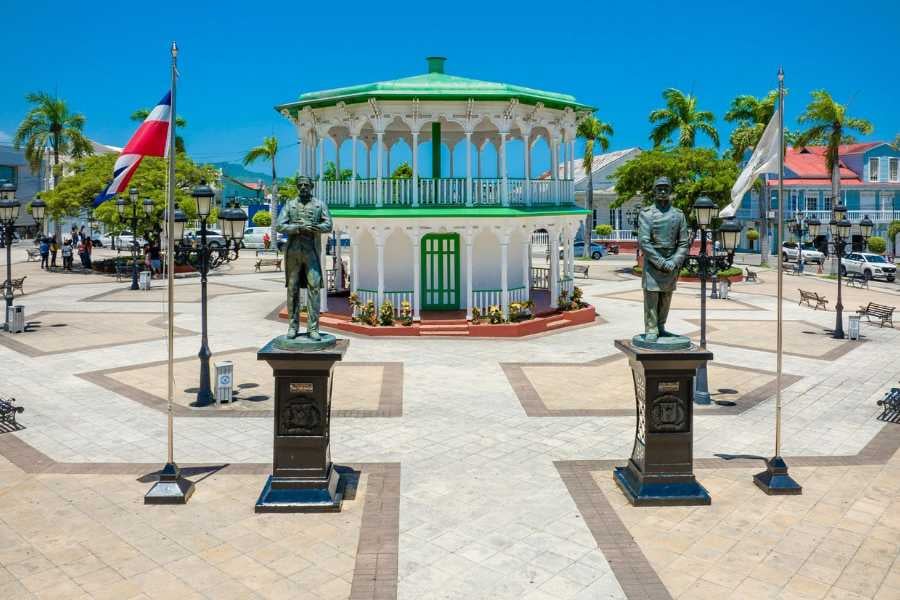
[782,242,825,264]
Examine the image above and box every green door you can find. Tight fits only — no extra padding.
[421,233,460,310]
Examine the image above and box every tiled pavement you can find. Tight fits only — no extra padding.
[1,246,899,599]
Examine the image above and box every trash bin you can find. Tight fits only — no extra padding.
[6,305,24,333]
[848,315,861,340]
[139,270,152,290]
[215,361,234,404]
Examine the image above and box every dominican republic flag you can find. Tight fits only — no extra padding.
[93,92,171,206]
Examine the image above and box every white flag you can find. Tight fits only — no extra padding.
[721,104,781,218]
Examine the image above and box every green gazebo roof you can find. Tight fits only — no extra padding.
[276,57,595,115]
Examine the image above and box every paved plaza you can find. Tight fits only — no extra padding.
[1,246,899,599]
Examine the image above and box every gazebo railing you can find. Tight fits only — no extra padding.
[318,177,575,208]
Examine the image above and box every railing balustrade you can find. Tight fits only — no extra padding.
[531,266,550,289]
[559,276,574,296]
[509,286,528,304]
[383,291,413,314]
[471,178,503,206]
[472,289,502,313]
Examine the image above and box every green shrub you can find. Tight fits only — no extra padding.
[252,210,271,227]
[594,223,614,237]
[378,300,395,326]
[746,228,759,241]
[867,236,887,254]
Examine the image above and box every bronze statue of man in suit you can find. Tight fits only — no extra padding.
[638,177,690,342]
[277,176,333,340]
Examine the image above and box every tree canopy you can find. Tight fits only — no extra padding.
[610,148,739,215]
[38,152,218,232]
[795,90,873,174]
[14,92,93,178]
[649,88,719,148]
[724,91,777,161]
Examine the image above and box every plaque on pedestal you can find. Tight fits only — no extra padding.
[256,337,349,512]
[613,339,712,506]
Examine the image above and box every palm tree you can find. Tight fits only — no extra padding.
[724,91,778,263]
[131,108,187,153]
[649,88,719,148]
[577,115,613,256]
[795,91,873,209]
[243,136,280,241]
[14,92,93,189]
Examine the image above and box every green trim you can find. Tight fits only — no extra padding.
[431,122,441,179]
[357,288,377,293]
[474,288,502,293]
[331,206,589,219]
[384,290,413,294]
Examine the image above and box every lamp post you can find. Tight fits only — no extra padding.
[171,180,246,407]
[788,212,822,274]
[825,205,871,339]
[1,180,21,332]
[684,196,742,405]
[117,187,154,290]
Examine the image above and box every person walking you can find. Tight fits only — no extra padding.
[148,239,162,278]
[263,231,271,250]
[83,237,93,269]
[39,237,50,269]
[49,236,59,268]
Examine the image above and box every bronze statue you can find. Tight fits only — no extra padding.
[637,177,690,344]
[276,176,333,344]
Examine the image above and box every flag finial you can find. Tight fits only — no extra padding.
[777,66,784,82]
[171,41,178,58]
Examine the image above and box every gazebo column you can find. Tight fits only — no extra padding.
[386,145,392,177]
[334,138,341,179]
[366,144,371,179]
[465,230,474,321]
[375,231,385,309]
[412,131,419,207]
[376,132,384,207]
[318,138,325,183]
[350,234,359,294]
[350,135,358,207]
[521,235,530,300]
[411,229,422,321]
[569,139,576,182]
[320,234,329,312]
[549,226,560,308]
[500,231,510,321]
[522,130,531,206]
[551,136,560,203]
[465,132,473,207]
[500,132,508,207]
[562,136,569,180]
[476,144,482,179]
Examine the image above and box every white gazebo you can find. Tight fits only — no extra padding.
[277,57,592,321]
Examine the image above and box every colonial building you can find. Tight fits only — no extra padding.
[276,57,592,321]
[734,142,900,252]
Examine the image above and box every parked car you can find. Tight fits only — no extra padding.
[562,241,607,260]
[100,230,146,249]
[243,226,271,249]
[841,252,896,282]
[183,228,227,248]
[782,241,825,264]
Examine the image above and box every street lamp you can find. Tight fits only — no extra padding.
[685,196,742,405]
[117,187,151,290]
[824,205,871,339]
[1,180,21,332]
[171,180,246,407]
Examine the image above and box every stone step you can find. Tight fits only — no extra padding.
[419,330,470,336]
[545,319,571,329]
[419,323,468,331]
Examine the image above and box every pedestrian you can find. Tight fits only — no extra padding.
[84,237,93,269]
[77,239,86,268]
[263,231,271,250]
[62,238,73,270]
[148,239,162,278]
[50,236,59,268]
[39,237,49,269]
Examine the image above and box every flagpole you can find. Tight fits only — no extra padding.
[146,41,195,504]
[754,67,801,495]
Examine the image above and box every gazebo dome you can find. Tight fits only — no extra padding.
[276,57,594,114]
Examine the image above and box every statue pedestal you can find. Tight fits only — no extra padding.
[613,339,712,506]
[256,337,349,512]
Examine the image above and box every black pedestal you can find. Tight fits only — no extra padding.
[256,337,349,512]
[613,339,712,506]
[144,462,195,505]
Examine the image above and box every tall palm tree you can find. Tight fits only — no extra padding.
[796,91,873,209]
[131,108,187,153]
[243,136,280,241]
[14,92,93,189]
[577,115,613,256]
[724,91,778,263]
[649,88,719,148]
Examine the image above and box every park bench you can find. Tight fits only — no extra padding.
[877,386,900,421]
[9,276,26,296]
[856,302,895,328]
[255,257,282,272]
[0,397,24,427]
[845,273,868,289]
[574,264,590,278]
[783,261,802,275]
[798,289,828,310]
[744,267,758,283]
[25,248,41,261]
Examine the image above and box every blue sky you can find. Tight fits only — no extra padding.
[3,0,899,179]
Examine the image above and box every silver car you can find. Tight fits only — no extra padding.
[183,228,227,248]
[841,252,896,282]
[782,241,825,264]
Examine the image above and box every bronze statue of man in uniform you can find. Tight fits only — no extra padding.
[637,177,690,344]
[277,176,333,343]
